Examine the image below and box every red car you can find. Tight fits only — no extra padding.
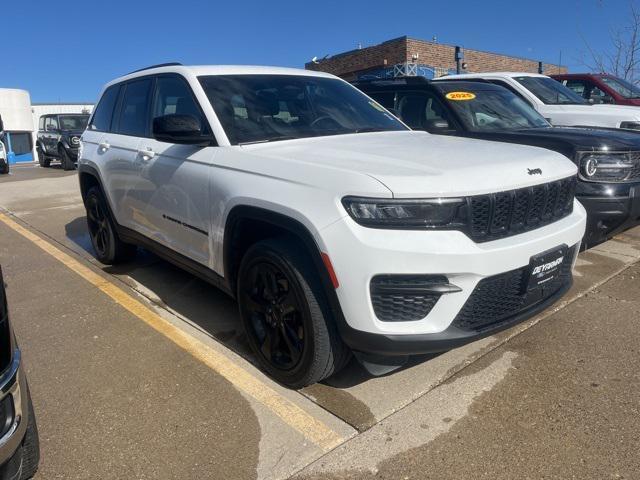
[552,73,640,106]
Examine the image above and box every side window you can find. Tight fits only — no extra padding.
[589,85,614,104]
[564,80,587,98]
[46,116,58,131]
[90,85,120,132]
[368,91,395,110]
[488,80,535,108]
[116,78,152,137]
[151,76,209,133]
[38,116,45,131]
[396,92,452,131]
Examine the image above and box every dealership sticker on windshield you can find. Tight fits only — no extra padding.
[445,92,476,101]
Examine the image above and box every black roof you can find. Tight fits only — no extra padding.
[353,77,505,94]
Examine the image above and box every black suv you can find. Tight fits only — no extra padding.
[0,267,39,479]
[36,114,90,170]
[355,77,640,248]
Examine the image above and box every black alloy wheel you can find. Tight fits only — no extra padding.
[86,192,110,260]
[240,261,306,371]
[237,238,350,388]
[84,186,136,264]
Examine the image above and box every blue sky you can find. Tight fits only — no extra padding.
[2,0,631,102]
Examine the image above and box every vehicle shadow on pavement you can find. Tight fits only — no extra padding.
[63,215,448,389]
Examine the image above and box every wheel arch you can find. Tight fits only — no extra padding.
[222,205,346,327]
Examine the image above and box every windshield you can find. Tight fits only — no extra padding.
[600,76,640,99]
[58,115,89,130]
[443,88,550,131]
[515,76,588,105]
[198,74,407,145]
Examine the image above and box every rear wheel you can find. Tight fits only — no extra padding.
[237,238,349,388]
[36,146,50,168]
[59,146,75,171]
[0,161,8,174]
[85,186,136,264]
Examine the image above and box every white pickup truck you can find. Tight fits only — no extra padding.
[438,72,640,130]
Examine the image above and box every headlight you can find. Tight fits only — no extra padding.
[70,136,80,145]
[579,152,640,182]
[342,196,466,228]
[620,121,640,131]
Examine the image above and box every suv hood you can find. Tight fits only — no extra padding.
[242,131,578,198]
[543,103,640,127]
[508,126,640,150]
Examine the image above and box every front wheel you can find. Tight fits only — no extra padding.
[37,146,50,168]
[237,238,350,388]
[59,147,75,171]
[85,186,136,264]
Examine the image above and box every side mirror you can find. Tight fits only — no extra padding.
[427,119,451,130]
[152,114,212,146]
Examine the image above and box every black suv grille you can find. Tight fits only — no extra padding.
[452,245,577,332]
[468,177,576,242]
[370,275,448,322]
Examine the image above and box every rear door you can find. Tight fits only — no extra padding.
[83,84,121,213]
[131,74,214,266]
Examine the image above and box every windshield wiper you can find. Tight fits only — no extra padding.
[238,135,299,145]
[352,127,391,133]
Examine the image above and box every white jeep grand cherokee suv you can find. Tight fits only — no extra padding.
[79,64,586,387]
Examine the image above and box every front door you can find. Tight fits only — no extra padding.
[130,74,214,266]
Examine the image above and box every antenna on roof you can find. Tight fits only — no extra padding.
[128,62,183,74]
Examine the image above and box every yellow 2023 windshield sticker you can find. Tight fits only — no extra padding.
[445,92,476,101]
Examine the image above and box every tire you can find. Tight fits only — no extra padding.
[37,146,50,168]
[19,396,40,480]
[59,146,75,171]
[85,186,136,264]
[0,161,8,174]
[237,237,350,388]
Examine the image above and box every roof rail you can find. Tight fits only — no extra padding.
[352,76,431,86]
[128,62,183,74]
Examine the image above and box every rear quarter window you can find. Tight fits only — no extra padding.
[89,84,121,132]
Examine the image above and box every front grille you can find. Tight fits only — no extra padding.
[370,275,446,322]
[468,177,576,242]
[452,245,577,332]
[628,153,640,180]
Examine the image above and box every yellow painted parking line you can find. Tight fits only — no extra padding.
[0,213,345,451]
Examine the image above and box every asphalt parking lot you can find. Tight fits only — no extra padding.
[1,163,640,479]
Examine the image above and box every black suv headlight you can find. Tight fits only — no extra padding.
[578,152,640,182]
[70,136,80,146]
[342,196,466,228]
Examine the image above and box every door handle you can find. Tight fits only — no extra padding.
[138,148,156,161]
[98,141,110,152]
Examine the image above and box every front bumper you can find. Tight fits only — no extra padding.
[579,185,640,248]
[0,350,29,479]
[319,200,587,354]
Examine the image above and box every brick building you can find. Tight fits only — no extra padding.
[305,36,567,81]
